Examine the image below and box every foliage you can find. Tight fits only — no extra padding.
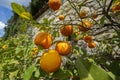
[0,34,34,80]
[0,0,120,80]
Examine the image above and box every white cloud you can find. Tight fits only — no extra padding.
[0,21,7,29]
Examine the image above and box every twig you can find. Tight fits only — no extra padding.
[107,0,114,13]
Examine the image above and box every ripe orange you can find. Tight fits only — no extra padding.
[49,0,61,11]
[79,10,87,17]
[60,25,73,36]
[55,41,71,55]
[83,35,93,43]
[34,32,52,49]
[78,20,92,32]
[58,15,65,20]
[40,50,61,73]
[88,41,96,48]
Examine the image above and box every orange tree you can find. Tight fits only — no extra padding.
[1,0,120,80]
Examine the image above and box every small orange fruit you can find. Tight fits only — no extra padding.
[49,0,61,11]
[60,25,73,36]
[78,20,92,32]
[111,4,120,12]
[32,51,38,55]
[2,45,7,49]
[88,41,96,48]
[58,15,65,20]
[40,50,61,73]
[55,41,71,55]
[111,2,120,12]
[79,10,87,17]
[91,12,98,19]
[34,32,52,49]
[32,47,39,55]
[33,47,38,51]
[74,31,80,36]
[83,35,93,43]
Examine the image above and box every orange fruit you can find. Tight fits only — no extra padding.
[79,10,87,17]
[34,32,52,49]
[55,41,71,55]
[58,15,65,20]
[111,2,120,12]
[33,47,38,51]
[74,31,80,36]
[40,50,61,73]
[60,25,73,36]
[2,45,7,49]
[32,51,38,55]
[111,5,120,12]
[83,35,93,43]
[88,41,96,48]
[32,47,39,55]
[78,20,92,32]
[49,0,61,11]
[91,12,98,19]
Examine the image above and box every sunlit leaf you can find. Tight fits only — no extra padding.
[76,57,114,80]
[11,2,25,15]
[23,64,36,80]
[9,70,19,80]
[34,68,40,78]
[76,57,94,80]
[20,12,32,20]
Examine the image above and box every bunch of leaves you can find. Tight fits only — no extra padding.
[0,34,35,80]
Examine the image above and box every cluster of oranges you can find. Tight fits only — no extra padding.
[34,32,71,73]
[79,10,98,19]
[82,35,96,48]
[33,0,97,73]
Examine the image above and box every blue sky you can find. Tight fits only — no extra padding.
[0,0,31,37]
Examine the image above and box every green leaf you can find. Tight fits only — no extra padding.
[20,22,27,32]
[76,57,114,80]
[53,30,59,37]
[34,68,40,78]
[107,61,120,76]
[11,2,25,15]
[107,72,116,80]
[100,16,105,25]
[76,57,94,80]
[43,18,49,24]
[23,64,36,80]
[20,12,32,20]
[9,70,19,80]
[89,63,114,80]
[53,69,73,80]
